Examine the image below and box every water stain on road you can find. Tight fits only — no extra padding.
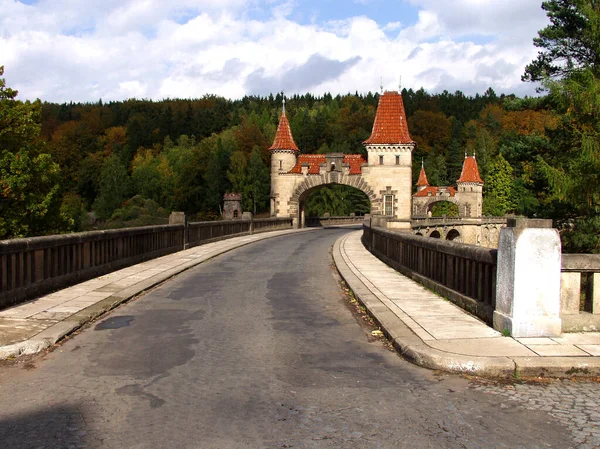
[95,315,134,330]
[115,384,165,409]
[86,309,204,380]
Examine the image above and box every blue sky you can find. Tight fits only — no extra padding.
[1,0,549,102]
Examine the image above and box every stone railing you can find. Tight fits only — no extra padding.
[365,218,600,336]
[305,216,364,227]
[0,217,292,310]
[362,223,497,324]
[561,254,600,332]
[411,217,508,227]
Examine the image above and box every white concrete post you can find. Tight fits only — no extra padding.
[493,218,562,337]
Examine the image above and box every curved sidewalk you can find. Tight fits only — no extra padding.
[0,227,318,359]
[333,230,600,378]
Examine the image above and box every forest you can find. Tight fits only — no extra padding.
[1,0,599,253]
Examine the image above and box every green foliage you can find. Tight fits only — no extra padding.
[523,0,600,82]
[60,192,86,232]
[304,185,370,217]
[483,153,515,216]
[562,216,600,253]
[0,66,42,154]
[103,195,168,228]
[0,150,62,238]
[430,201,459,217]
[0,67,63,239]
[93,154,132,219]
[246,146,270,214]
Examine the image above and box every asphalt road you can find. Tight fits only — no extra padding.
[0,227,579,448]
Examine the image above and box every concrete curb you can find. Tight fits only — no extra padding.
[0,226,325,360]
[332,234,600,379]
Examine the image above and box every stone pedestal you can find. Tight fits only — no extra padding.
[493,218,562,337]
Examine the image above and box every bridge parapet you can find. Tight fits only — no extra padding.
[365,219,598,335]
[363,222,498,324]
[0,217,292,310]
[561,254,600,332]
[411,216,508,247]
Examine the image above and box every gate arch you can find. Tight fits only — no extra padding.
[288,173,377,227]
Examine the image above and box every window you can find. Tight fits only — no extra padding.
[384,194,394,216]
[379,155,384,165]
[395,155,400,165]
[279,160,283,170]
[233,210,239,218]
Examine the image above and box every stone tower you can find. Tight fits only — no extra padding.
[362,91,415,227]
[456,154,484,217]
[269,100,299,218]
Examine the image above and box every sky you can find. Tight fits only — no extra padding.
[0,0,550,103]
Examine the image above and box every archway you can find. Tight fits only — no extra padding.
[289,173,377,228]
[427,200,459,218]
[429,230,441,239]
[446,229,461,242]
[299,184,371,227]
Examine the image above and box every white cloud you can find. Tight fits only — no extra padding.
[0,0,549,102]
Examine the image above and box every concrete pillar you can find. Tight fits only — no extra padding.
[493,218,562,337]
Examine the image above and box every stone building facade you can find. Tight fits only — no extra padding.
[412,155,484,218]
[223,193,242,220]
[269,92,415,228]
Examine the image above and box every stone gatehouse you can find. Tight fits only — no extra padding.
[269,91,415,228]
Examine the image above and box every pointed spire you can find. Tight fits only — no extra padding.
[364,91,414,145]
[269,98,299,152]
[417,162,429,187]
[457,155,483,184]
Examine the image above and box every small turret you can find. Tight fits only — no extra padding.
[416,160,429,192]
[269,98,299,216]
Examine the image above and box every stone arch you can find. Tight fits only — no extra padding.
[415,232,423,236]
[425,199,459,217]
[429,230,441,239]
[289,173,377,226]
[446,229,461,242]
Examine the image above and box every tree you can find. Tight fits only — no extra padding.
[246,146,270,214]
[227,151,248,195]
[0,66,63,238]
[0,151,62,238]
[0,66,42,154]
[483,153,515,216]
[93,154,132,219]
[523,0,600,82]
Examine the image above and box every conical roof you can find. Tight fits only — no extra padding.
[457,155,483,183]
[364,91,414,145]
[417,165,429,187]
[269,111,299,152]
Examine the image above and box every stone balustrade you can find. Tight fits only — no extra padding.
[0,217,292,310]
[364,218,600,336]
[561,254,600,332]
[305,216,364,227]
[362,223,497,324]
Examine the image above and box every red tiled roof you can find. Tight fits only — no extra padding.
[344,154,367,175]
[288,154,326,174]
[457,155,484,183]
[287,154,367,175]
[413,186,457,198]
[416,166,429,187]
[364,91,414,145]
[269,112,299,152]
